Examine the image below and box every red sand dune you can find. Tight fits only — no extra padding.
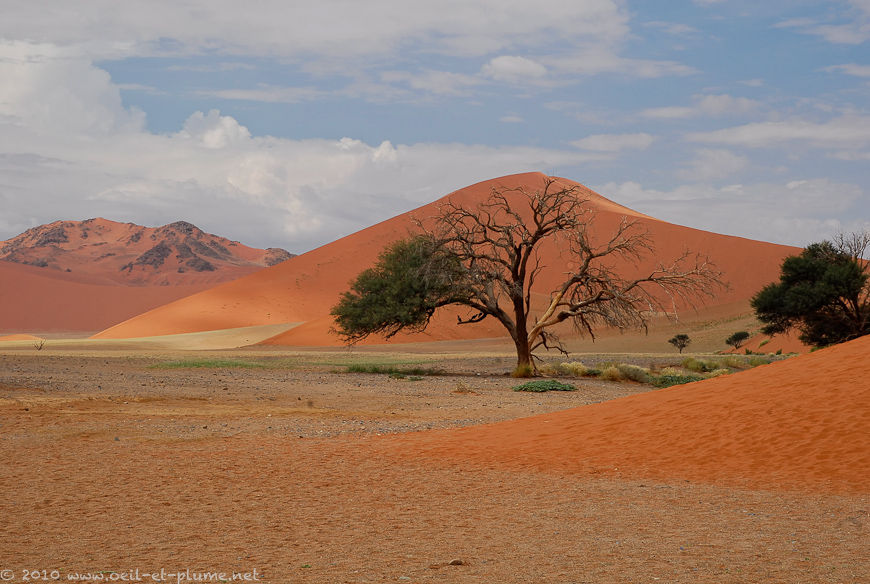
[0,333,43,342]
[388,335,870,494]
[0,260,213,333]
[94,173,801,344]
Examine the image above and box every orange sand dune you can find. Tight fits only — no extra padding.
[389,335,870,494]
[0,333,43,342]
[94,173,801,344]
[0,260,213,333]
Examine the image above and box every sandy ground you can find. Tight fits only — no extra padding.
[1,346,867,583]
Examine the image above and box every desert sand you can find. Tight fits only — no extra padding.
[0,335,866,583]
[92,173,802,346]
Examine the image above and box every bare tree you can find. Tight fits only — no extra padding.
[333,177,724,375]
[420,178,723,373]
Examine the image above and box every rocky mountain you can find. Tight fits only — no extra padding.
[0,218,293,286]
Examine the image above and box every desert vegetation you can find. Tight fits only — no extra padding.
[333,178,723,376]
[752,231,869,347]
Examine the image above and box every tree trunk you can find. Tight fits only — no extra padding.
[514,335,533,375]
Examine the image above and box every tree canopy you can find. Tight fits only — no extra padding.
[751,233,869,347]
[332,178,723,375]
[668,333,691,353]
[725,331,750,349]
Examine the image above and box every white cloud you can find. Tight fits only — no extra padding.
[200,85,325,104]
[642,93,760,119]
[545,50,696,78]
[676,149,748,181]
[0,52,603,251]
[499,115,525,123]
[572,133,655,152]
[824,63,870,77]
[380,70,481,96]
[481,56,548,83]
[598,178,868,247]
[688,115,870,149]
[0,1,632,62]
[776,1,870,45]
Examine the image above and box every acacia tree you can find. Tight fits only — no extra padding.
[725,331,750,350]
[668,333,691,353]
[751,232,869,347]
[332,178,723,375]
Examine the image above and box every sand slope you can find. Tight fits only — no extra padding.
[389,335,870,494]
[94,173,801,344]
[0,260,213,333]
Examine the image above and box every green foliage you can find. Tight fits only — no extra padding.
[668,333,691,353]
[150,358,267,369]
[725,331,751,349]
[652,373,705,388]
[346,363,444,376]
[331,235,470,343]
[681,357,718,373]
[513,380,577,392]
[751,240,869,347]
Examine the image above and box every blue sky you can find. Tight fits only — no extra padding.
[1,0,868,252]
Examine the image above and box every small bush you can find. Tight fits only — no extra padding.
[748,355,772,367]
[511,364,534,378]
[513,380,577,392]
[616,364,652,383]
[537,363,559,376]
[559,361,590,376]
[598,365,623,382]
[681,357,718,373]
[652,373,705,388]
[707,368,731,377]
[720,356,747,369]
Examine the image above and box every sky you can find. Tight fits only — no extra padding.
[1,0,869,253]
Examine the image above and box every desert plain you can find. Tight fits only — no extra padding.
[0,330,867,584]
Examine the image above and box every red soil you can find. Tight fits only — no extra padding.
[387,335,870,494]
[93,173,801,343]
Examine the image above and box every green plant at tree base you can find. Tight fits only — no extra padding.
[513,380,577,392]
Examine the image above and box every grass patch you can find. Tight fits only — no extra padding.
[150,358,268,369]
[513,380,577,392]
[346,363,445,376]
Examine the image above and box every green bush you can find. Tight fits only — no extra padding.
[513,380,577,392]
[652,373,705,388]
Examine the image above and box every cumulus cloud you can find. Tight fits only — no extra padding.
[0,52,601,251]
[824,63,870,77]
[676,149,748,181]
[776,1,870,45]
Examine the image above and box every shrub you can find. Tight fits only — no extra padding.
[748,355,772,367]
[707,368,731,377]
[668,333,691,353]
[598,365,623,381]
[559,361,589,376]
[616,364,652,383]
[513,380,577,392]
[511,364,534,378]
[652,373,705,388]
[681,357,718,373]
[726,331,751,349]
